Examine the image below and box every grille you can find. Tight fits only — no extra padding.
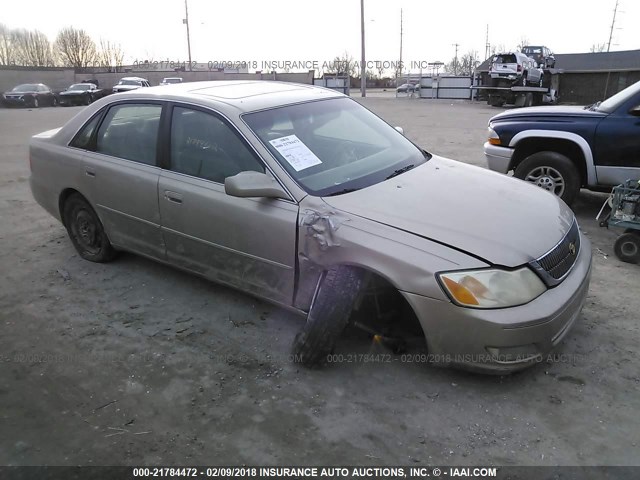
[531,221,580,286]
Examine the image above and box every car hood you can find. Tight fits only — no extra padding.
[60,90,87,95]
[490,105,606,121]
[322,156,575,267]
[6,91,36,95]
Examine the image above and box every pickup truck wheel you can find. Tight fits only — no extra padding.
[292,266,366,367]
[614,233,640,264]
[514,151,580,206]
[63,193,117,263]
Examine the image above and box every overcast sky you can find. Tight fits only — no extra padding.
[3,0,639,72]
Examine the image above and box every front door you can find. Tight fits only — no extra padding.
[158,105,298,305]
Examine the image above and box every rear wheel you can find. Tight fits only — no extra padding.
[63,193,117,263]
[514,151,581,206]
[614,233,640,264]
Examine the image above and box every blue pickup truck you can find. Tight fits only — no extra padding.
[484,80,640,206]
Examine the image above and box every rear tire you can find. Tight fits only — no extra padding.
[63,193,117,263]
[292,266,366,367]
[514,151,581,206]
[614,233,640,264]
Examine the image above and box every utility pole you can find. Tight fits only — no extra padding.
[484,24,490,60]
[360,0,366,97]
[398,8,403,80]
[452,43,459,75]
[183,0,192,71]
[607,0,619,52]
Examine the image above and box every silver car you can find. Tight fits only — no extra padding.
[490,52,544,87]
[29,81,592,373]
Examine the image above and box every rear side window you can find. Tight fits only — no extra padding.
[494,54,517,64]
[70,113,102,149]
[95,104,162,165]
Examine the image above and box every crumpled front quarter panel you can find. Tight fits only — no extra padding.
[293,196,487,312]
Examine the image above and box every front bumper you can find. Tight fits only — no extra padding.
[484,142,513,173]
[3,96,28,106]
[402,233,592,374]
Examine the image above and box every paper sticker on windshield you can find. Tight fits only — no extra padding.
[269,135,322,172]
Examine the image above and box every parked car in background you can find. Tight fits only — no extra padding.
[490,52,544,87]
[59,83,104,106]
[2,84,57,108]
[396,83,415,93]
[485,80,640,206]
[112,77,150,93]
[29,81,592,373]
[160,77,183,85]
[522,46,556,68]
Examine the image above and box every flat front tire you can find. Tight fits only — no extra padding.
[292,266,366,367]
[514,151,581,206]
[63,193,117,263]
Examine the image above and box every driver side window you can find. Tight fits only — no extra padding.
[169,107,264,183]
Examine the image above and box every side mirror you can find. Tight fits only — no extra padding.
[225,171,289,199]
[394,126,405,135]
[629,105,640,116]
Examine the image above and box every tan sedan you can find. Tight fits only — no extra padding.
[29,81,592,373]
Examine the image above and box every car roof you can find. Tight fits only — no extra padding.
[120,76,147,81]
[112,80,344,113]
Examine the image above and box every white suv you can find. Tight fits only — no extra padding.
[490,52,544,87]
[112,77,151,93]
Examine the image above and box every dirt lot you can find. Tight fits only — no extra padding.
[0,96,639,467]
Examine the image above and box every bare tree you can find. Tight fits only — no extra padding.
[55,27,97,68]
[445,50,478,76]
[323,51,357,77]
[515,36,530,52]
[97,39,125,71]
[590,43,606,53]
[12,28,56,66]
[0,24,16,65]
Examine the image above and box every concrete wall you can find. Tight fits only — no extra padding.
[0,67,314,93]
[0,67,76,92]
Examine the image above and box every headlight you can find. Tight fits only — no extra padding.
[438,267,546,309]
[487,126,501,145]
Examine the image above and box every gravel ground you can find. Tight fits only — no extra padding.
[0,95,638,467]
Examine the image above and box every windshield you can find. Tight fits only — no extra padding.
[12,84,39,92]
[118,79,142,86]
[597,80,640,113]
[243,97,429,196]
[522,47,542,54]
[68,84,91,90]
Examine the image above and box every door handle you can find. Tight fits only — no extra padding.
[85,166,96,177]
[164,190,183,204]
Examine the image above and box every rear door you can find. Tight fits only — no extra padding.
[79,101,166,258]
[158,104,298,304]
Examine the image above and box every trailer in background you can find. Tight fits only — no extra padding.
[473,68,562,107]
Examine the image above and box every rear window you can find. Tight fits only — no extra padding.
[494,54,517,64]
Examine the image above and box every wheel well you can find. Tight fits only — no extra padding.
[346,267,427,349]
[58,188,82,227]
[511,138,587,186]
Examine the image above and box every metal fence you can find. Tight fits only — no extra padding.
[417,75,472,99]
